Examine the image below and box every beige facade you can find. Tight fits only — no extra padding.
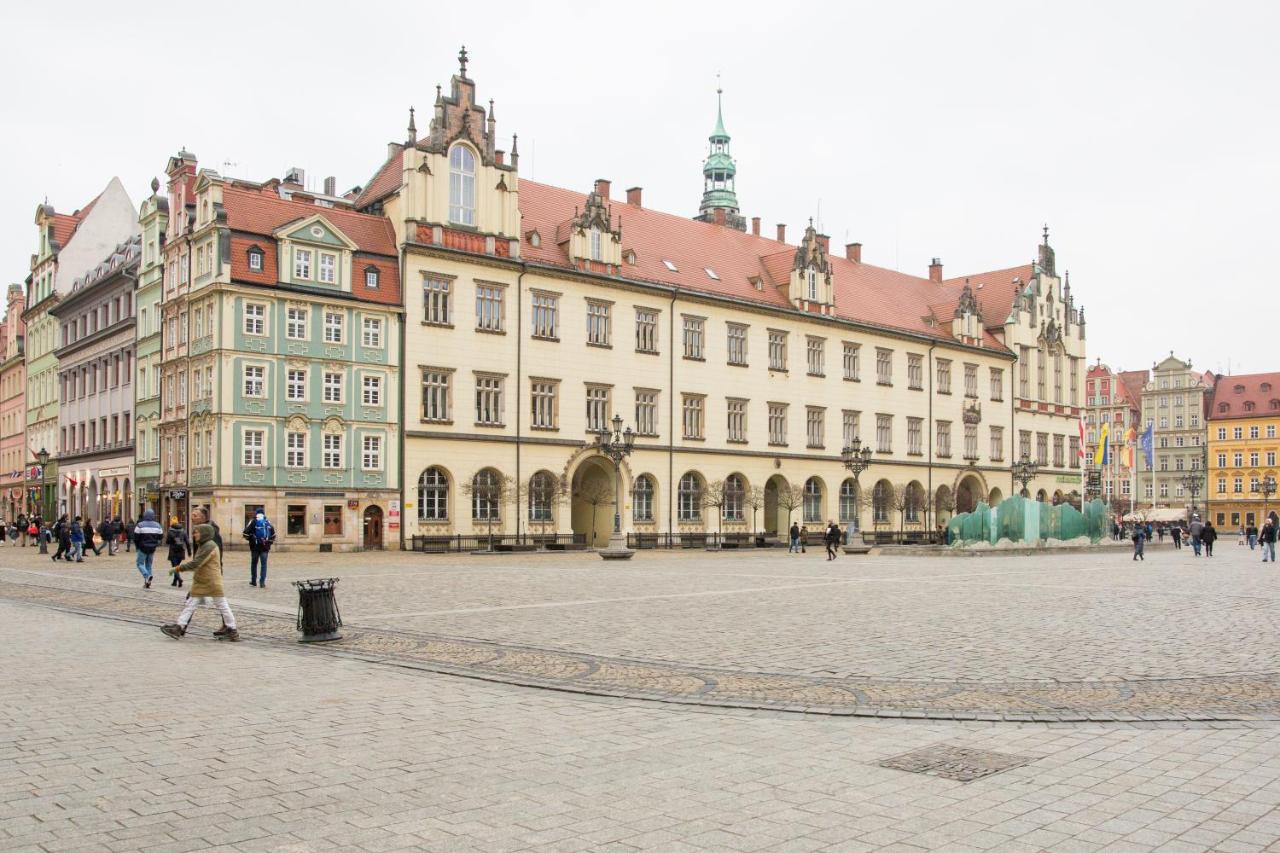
[1140,354,1211,509]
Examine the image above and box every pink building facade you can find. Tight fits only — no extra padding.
[0,284,28,520]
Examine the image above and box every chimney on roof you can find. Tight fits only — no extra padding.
[626,187,642,206]
[846,242,862,263]
[928,257,943,283]
[751,217,760,236]
[776,223,786,243]
[323,176,336,196]
[495,151,504,166]
[714,208,726,226]
[594,178,611,200]
[388,142,400,160]
[816,234,830,255]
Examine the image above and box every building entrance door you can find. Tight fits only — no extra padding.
[363,505,384,549]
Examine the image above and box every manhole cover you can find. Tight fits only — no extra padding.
[878,745,1034,782]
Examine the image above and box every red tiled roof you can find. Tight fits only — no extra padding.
[49,214,79,249]
[1118,370,1148,406]
[1209,371,1280,421]
[940,264,1035,329]
[516,180,1010,351]
[353,147,403,209]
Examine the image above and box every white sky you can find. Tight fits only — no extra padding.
[4,1,1278,375]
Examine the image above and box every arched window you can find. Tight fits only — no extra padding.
[905,482,924,523]
[418,467,448,520]
[872,480,892,524]
[803,477,823,523]
[471,468,500,520]
[448,145,476,226]
[632,475,654,522]
[589,227,602,261]
[723,474,745,521]
[528,471,555,522]
[839,479,858,524]
[807,269,818,301]
[677,472,703,522]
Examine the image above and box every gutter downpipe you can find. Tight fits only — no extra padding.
[515,262,526,538]
[927,342,935,532]
[397,240,408,550]
[669,286,678,538]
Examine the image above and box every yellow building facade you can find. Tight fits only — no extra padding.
[1207,372,1280,529]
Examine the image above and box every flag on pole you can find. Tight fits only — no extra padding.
[1123,427,1136,469]
[1140,422,1154,469]
[1078,414,1087,460]
[1093,422,1110,466]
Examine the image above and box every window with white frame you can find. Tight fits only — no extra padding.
[936,359,952,394]
[806,407,825,448]
[635,390,658,436]
[990,367,1004,401]
[907,354,923,390]
[682,316,704,359]
[322,433,342,468]
[682,394,704,440]
[531,380,558,429]
[243,303,265,335]
[286,432,306,468]
[243,429,264,466]
[965,363,979,398]
[286,307,307,340]
[726,323,747,366]
[967,424,980,461]
[586,385,610,433]
[318,252,336,284]
[362,375,382,406]
[586,300,611,346]
[768,403,787,445]
[531,292,559,339]
[726,398,747,442]
[475,284,504,332]
[876,348,893,384]
[768,330,787,371]
[424,277,452,325]
[677,473,702,522]
[364,267,379,289]
[632,475,654,522]
[323,372,343,403]
[324,311,344,343]
[475,375,504,425]
[362,317,383,348]
[907,417,923,455]
[991,426,1004,461]
[635,308,658,353]
[876,414,893,452]
[293,248,312,280]
[723,474,745,521]
[286,368,306,401]
[806,337,825,376]
[937,420,952,457]
[448,144,476,225]
[243,365,264,397]
[842,410,860,448]
[843,342,860,381]
[361,434,382,470]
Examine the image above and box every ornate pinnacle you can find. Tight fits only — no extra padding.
[458,45,469,77]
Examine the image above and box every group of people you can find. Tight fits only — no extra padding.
[788,521,846,560]
[48,515,134,561]
[1238,514,1280,562]
[1131,516,1218,560]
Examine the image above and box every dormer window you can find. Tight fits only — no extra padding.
[1235,384,1245,394]
[528,230,541,248]
[662,259,678,272]
[589,227,602,261]
[317,252,336,284]
[1245,401,1256,412]
[704,268,719,280]
[247,248,263,272]
[623,249,636,265]
[364,266,379,289]
[448,144,476,226]
[807,269,818,301]
[294,248,312,280]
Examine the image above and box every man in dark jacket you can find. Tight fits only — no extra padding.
[132,510,164,589]
[824,520,841,560]
[243,510,277,588]
[124,518,136,552]
[16,513,27,547]
[1202,521,1218,556]
[1260,519,1277,563]
[190,506,221,553]
[100,518,116,556]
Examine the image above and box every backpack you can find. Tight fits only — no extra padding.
[252,517,274,551]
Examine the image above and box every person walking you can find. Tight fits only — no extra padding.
[798,524,808,554]
[165,517,190,588]
[16,512,27,547]
[1247,523,1259,550]
[132,510,164,589]
[51,515,69,561]
[1202,520,1218,557]
[243,509,276,587]
[1171,524,1182,550]
[100,517,116,556]
[160,523,239,642]
[824,520,840,561]
[69,516,85,562]
[84,517,102,556]
[1189,516,1204,556]
[124,517,136,552]
[1260,518,1277,563]
[190,506,222,553]
[1132,525,1145,561]
[788,522,801,554]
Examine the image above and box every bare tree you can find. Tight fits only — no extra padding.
[573,477,615,547]
[935,488,956,521]
[777,483,805,527]
[462,471,516,550]
[527,473,568,540]
[745,485,766,535]
[702,479,729,543]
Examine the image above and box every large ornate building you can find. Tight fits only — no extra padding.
[134,181,167,517]
[352,53,1086,548]
[1084,362,1147,506]
[1138,353,1212,510]
[1206,372,1280,530]
[0,285,27,520]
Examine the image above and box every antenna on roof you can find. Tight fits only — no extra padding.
[221,160,238,175]
[816,198,822,233]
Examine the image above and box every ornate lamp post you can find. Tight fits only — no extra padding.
[33,448,49,554]
[594,413,636,560]
[1178,469,1204,518]
[840,437,874,533]
[1255,474,1276,525]
[1013,453,1039,498]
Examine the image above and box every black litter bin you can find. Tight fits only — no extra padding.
[293,577,343,642]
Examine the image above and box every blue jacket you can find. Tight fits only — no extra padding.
[133,511,164,555]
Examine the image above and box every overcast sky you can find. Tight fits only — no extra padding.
[4,1,1277,376]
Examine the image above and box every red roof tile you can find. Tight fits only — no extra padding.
[940,264,1035,328]
[1118,370,1149,406]
[1209,372,1280,420]
[49,214,79,250]
[353,148,403,210]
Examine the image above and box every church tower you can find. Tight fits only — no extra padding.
[694,86,745,231]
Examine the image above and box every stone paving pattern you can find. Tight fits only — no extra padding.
[6,601,1280,852]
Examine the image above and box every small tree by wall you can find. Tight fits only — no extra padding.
[528,473,569,540]
[574,477,615,547]
[745,485,766,535]
[777,483,805,528]
[702,479,729,543]
[462,471,515,551]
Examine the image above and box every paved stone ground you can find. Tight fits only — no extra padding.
[6,601,1280,852]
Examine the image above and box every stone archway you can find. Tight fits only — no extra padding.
[935,484,954,525]
[1036,489,1048,503]
[988,487,1004,507]
[571,457,616,548]
[763,474,789,535]
[955,474,985,514]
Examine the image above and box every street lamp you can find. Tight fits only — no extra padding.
[841,437,874,533]
[33,448,49,554]
[594,413,636,560]
[1013,453,1039,498]
[1178,469,1204,517]
[1254,475,1277,525]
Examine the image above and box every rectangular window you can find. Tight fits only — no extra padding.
[992,426,1005,462]
[424,277,452,325]
[286,368,306,401]
[807,337,825,377]
[635,308,658,353]
[907,417,923,455]
[422,371,451,421]
[768,330,787,371]
[586,300,611,346]
[1037,347,1047,399]
[362,375,382,406]
[323,505,343,535]
[475,375,504,425]
[1235,477,1244,494]
[243,365,264,397]
[1234,452,1244,467]
[682,395,705,440]
[1068,435,1079,467]
[635,390,658,436]
[1019,430,1032,461]
[1234,427,1244,439]
[323,372,343,404]
[726,398,747,442]
[1069,357,1078,405]
[362,317,383,348]
[876,348,893,385]
[842,410,860,448]
[286,432,306,468]
[907,354,923,390]
[843,342,860,381]
[1019,346,1030,397]
[322,434,342,468]
[243,303,264,335]
[287,505,306,536]
[990,368,1004,401]
[683,316,705,359]
[361,435,382,470]
[243,429,264,466]
[531,380,558,429]
[365,268,379,289]
[475,284,505,332]
[806,407,825,449]
[964,363,979,398]
[586,385,611,433]
[194,308,203,338]
[532,292,559,339]
[1037,432,1049,466]
[324,312,344,343]
[1053,354,1063,404]
[316,252,335,284]
[876,414,893,452]
[1269,452,1277,467]
[936,359,951,394]
[293,248,312,280]
[1053,434,1064,467]
[726,323,748,366]
[768,403,787,446]
[937,421,952,457]
[286,307,307,340]
[963,424,979,461]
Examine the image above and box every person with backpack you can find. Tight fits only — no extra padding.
[51,515,69,561]
[243,509,276,588]
[69,517,85,562]
[1132,525,1145,561]
[160,523,239,642]
[132,510,164,589]
[165,517,190,588]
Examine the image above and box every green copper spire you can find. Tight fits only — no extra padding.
[696,80,745,231]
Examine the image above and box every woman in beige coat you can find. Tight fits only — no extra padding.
[160,524,239,641]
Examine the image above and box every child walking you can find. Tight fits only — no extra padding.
[160,524,239,641]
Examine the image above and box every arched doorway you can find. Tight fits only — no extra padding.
[1035,489,1048,503]
[1052,489,1064,505]
[571,457,616,547]
[988,487,1003,507]
[362,505,384,549]
[763,474,789,535]
[935,484,954,525]
[955,475,983,514]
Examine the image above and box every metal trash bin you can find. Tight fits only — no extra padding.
[293,577,343,642]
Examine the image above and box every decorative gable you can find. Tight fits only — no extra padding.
[787,221,834,315]
[951,280,983,344]
[273,214,359,291]
[564,185,622,269]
